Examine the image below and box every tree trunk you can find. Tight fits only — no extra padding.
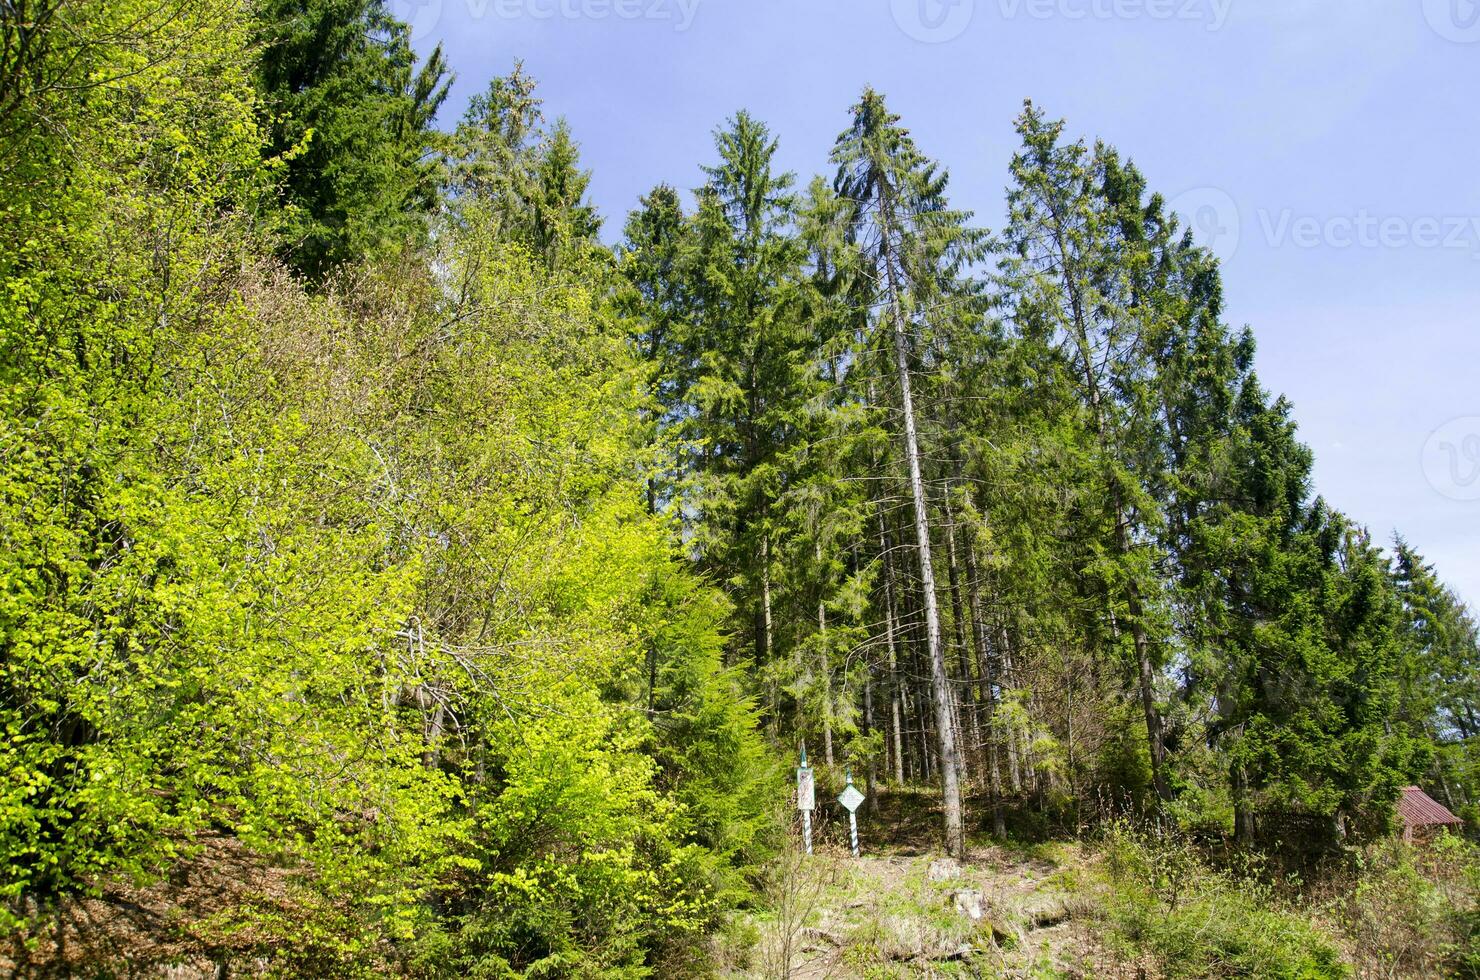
[1233,765,1255,844]
[885,241,963,857]
[944,497,977,786]
[864,671,878,813]
[880,514,907,785]
[759,531,777,735]
[817,543,834,767]
[965,540,1005,836]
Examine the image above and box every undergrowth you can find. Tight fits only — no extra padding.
[1089,822,1348,979]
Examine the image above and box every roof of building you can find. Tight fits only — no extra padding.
[1398,786,1464,827]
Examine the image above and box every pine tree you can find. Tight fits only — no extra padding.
[448,65,601,266]
[1392,539,1480,817]
[621,183,695,514]
[254,0,450,281]
[831,88,986,856]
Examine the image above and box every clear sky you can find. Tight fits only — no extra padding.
[395,0,1480,607]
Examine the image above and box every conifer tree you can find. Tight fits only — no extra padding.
[448,66,601,266]
[673,113,814,715]
[1392,539,1480,817]
[831,89,986,856]
[254,0,450,281]
[998,103,1176,801]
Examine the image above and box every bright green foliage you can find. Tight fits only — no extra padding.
[0,3,770,971]
[1096,823,1348,978]
[1336,835,1480,976]
[0,0,277,907]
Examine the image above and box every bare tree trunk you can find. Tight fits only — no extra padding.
[760,531,777,735]
[998,625,1024,793]
[646,643,658,721]
[881,515,907,785]
[965,540,1005,836]
[944,496,978,786]
[885,246,963,857]
[422,697,445,769]
[864,671,878,813]
[817,544,834,767]
[1234,765,1255,844]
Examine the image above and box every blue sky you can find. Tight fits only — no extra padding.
[395,0,1480,606]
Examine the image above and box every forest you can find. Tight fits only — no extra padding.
[0,0,1477,976]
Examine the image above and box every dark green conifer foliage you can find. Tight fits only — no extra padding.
[1391,539,1480,821]
[254,0,450,281]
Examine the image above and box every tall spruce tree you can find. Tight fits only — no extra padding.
[254,0,450,281]
[831,89,986,856]
[998,103,1177,801]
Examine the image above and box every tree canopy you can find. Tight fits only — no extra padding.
[1,1,1475,973]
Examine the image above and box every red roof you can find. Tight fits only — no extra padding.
[1398,786,1463,827]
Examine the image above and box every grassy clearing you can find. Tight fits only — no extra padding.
[714,839,1104,978]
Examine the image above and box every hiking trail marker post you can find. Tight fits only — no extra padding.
[838,768,865,857]
[796,744,815,855]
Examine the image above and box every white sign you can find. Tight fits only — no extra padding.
[797,767,815,811]
[838,784,865,813]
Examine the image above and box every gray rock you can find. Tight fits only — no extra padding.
[926,857,962,881]
[952,888,985,921]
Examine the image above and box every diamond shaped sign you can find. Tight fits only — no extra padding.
[838,784,865,813]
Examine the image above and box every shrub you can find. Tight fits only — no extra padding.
[1093,823,1348,979]
[1329,834,1479,979]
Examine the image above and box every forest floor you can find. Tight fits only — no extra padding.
[716,790,1148,978]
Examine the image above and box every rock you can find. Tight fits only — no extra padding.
[926,857,961,881]
[952,888,985,921]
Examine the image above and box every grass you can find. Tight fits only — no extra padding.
[1084,822,1348,979]
[717,791,1478,978]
